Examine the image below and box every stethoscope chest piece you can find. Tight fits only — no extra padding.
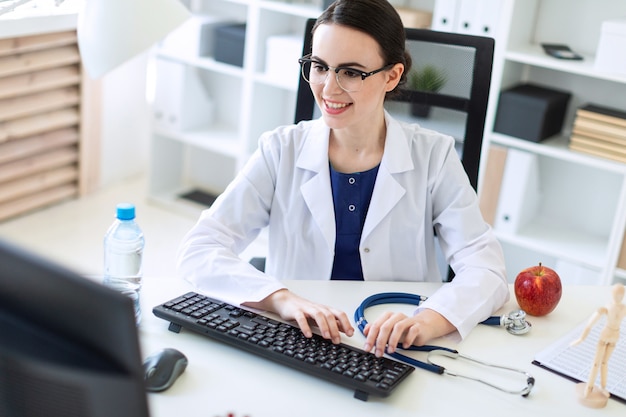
[501,309,532,335]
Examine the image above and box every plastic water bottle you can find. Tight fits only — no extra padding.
[103,203,144,325]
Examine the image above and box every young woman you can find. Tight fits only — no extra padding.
[177,0,509,357]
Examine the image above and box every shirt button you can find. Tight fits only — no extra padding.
[363,248,370,253]
[348,177,356,184]
[348,204,356,212]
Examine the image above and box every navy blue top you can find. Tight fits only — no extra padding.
[329,164,380,280]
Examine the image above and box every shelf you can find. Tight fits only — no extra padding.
[148,187,212,218]
[156,50,246,78]
[254,71,300,91]
[495,219,609,270]
[153,124,241,158]
[0,9,77,39]
[506,44,626,84]
[490,133,626,174]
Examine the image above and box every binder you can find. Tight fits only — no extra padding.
[152,59,214,131]
[453,0,502,36]
[474,0,503,37]
[619,230,626,270]
[431,0,459,32]
[494,148,541,234]
[455,0,477,35]
[478,145,508,226]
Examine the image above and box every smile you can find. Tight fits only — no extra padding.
[324,100,351,110]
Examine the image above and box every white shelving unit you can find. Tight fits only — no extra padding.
[147,0,626,285]
[474,0,626,285]
[147,0,323,215]
[147,0,440,215]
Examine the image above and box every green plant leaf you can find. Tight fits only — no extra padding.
[409,65,447,92]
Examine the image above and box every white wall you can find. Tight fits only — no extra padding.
[98,51,152,187]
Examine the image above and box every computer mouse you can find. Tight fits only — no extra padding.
[143,348,188,392]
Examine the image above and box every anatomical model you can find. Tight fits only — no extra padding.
[570,283,626,408]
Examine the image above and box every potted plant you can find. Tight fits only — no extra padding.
[408,65,447,118]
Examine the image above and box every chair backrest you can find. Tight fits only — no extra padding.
[294,18,495,191]
[294,19,495,281]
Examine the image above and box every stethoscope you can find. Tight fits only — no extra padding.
[354,292,535,396]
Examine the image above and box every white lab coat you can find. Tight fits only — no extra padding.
[177,112,509,339]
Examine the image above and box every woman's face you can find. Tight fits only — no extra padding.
[309,23,403,132]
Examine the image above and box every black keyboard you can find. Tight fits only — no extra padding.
[152,292,414,401]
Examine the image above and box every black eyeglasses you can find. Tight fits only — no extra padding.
[298,55,393,92]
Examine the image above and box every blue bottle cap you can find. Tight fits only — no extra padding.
[116,203,136,220]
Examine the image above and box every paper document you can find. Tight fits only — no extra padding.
[532,316,626,402]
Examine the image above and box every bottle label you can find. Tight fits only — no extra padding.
[104,250,143,287]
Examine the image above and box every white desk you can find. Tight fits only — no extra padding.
[139,278,624,417]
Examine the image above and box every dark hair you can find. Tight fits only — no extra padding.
[313,0,411,98]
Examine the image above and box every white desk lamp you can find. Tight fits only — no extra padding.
[77,0,191,79]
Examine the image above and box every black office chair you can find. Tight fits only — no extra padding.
[253,19,495,281]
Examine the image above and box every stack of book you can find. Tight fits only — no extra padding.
[569,104,626,163]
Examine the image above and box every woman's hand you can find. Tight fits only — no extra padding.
[243,289,354,344]
[362,309,455,357]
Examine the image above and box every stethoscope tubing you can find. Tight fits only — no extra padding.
[354,291,502,334]
[354,292,502,372]
[354,292,535,395]
[354,292,455,373]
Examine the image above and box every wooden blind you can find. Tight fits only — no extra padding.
[0,30,95,221]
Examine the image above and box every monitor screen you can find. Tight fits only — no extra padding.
[0,238,150,417]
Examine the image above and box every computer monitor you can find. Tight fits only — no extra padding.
[0,238,150,417]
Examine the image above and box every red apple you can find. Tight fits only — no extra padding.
[514,263,562,316]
